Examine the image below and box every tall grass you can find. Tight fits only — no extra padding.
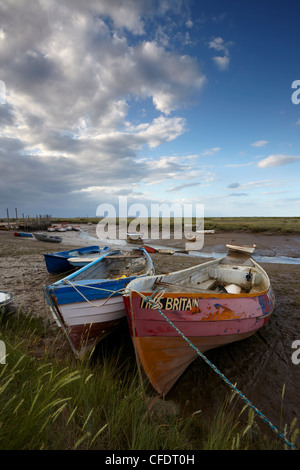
[0,310,193,450]
[0,309,298,450]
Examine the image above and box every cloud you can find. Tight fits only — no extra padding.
[167,182,202,192]
[225,162,254,168]
[227,183,240,189]
[212,55,230,71]
[208,37,233,70]
[257,154,300,168]
[251,140,269,147]
[201,147,221,156]
[0,1,207,215]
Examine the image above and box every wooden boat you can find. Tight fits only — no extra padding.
[127,232,143,243]
[226,244,256,254]
[123,252,275,395]
[13,232,33,237]
[67,254,105,268]
[43,245,109,274]
[142,245,157,254]
[44,248,155,358]
[141,245,175,255]
[33,232,63,243]
[56,226,67,232]
[0,290,13,311]
[156,249,175,255]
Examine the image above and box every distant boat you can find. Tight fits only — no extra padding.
[67,254,104,268]
[123,251,275,395]
[13,232,33,238]
[44,248,155,358]
[0,290,13,311]
[43,245,110,274]
[56,226,67,232]
[141,245,157,254]
[156,249,175,255]
[33,233,63,243]
[226,244,256,255]
[127,232,143,242]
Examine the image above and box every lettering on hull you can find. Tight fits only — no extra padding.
[140,296,199,312]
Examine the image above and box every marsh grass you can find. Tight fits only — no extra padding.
[0,310,193,450]
[0,309,298,450]
[45,217,300,234]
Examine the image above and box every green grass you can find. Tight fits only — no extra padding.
[47,217,300,234]
[203,217,300,233]
[2,216,300,233]
[0,309,298,450]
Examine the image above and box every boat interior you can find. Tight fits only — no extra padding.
[64,250,151,281]
[130,254,269,295]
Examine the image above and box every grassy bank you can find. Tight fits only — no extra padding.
[0,308,298,450]
[47,217,300,234]
[1,216,299,234]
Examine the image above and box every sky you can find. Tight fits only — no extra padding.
[0,0,300,219]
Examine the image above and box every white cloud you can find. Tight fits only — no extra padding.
[212,56,230,70]
[257,154,300,168]
[208,37,233,71]
[251,140,269,147]
[0,0,208,215]
[201,147,221,156]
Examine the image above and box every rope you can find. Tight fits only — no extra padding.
[132,290,297,451]
[63,279,125,308]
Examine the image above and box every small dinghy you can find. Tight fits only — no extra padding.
[33,233,63,243]
[44,248,154,358]
[123,248,275,395]
[43,245,110,274]
[226,243,256,254]
[0,291,14,312]
[13,232,33,238]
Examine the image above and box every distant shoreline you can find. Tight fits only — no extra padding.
[1,216,300,235]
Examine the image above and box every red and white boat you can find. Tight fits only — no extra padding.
[123,250,275,395]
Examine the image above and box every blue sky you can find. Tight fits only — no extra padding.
[0,0,299,218]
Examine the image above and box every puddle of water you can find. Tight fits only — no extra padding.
[61,231,300,265]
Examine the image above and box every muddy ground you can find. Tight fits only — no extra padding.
[0,227,300,442]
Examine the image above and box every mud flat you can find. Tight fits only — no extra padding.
[0,227,300,435]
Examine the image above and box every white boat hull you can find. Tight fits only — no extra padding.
[52,295,126,358]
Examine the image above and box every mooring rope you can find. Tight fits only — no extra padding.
[64,279,125,307]
[132,290,297,451]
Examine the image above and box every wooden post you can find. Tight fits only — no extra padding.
[6,208,10,230]
[15,208,18,229]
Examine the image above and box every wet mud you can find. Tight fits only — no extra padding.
[0,227,299,437]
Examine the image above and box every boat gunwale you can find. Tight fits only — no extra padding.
[124,256,271,299]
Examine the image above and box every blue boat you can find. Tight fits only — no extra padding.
[43,245,110,274]
[44,248,154,358]
[13,232,33,237]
